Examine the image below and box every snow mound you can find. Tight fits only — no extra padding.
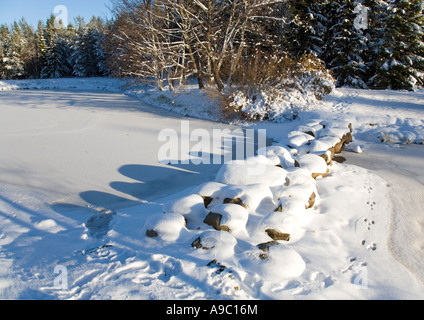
[242,245,306,282]
[163,194,209,229]
[262,246,306,280]
[207,184,276,214]
[216,160,287,187]
[258,145,296,169]
[283,132,314,149]
[259,210,306,243]
[207,204,249,236]
[295,154,329,178]
[192,230,237,260]
[144,213,188,242]
[192,182,228,199]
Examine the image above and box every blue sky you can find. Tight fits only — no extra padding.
[0,0,113,27]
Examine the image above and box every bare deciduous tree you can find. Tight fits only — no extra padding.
[108,0,288,91]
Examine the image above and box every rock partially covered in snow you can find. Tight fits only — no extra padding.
[259,212,295,239]
[272,182,318,210]
[191,230,237,259]
[275,195,314,213]
[242,245,306,281]
[204,204,249,236]
[216,159,287,187]
[163,194,209,228]
[297,123,324,138]
[295,154,329,179]
[265,229,291,242]
[210,184,276,214]
[263,246,306,280]
[144,213,187,242]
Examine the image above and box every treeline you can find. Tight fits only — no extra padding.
[0,15,110,80]
[1,0,424,91]
[284,0,424,90]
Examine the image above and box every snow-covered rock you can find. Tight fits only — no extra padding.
[261,246,306,280]
[210,184,276,214]
[241,245,306,281]
[193,182,228,199]
[204,204,249,236]
[282,131,315,149]
[295,154,329,179]
[258,211,304,243]
[163,194,209,228]
[258,145,296,169]
[144,213,187,242]
[216,159,287,187]
[272,170,317,210]
[191,230,237,260]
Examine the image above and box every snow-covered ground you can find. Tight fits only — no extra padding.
[0,78,423,300]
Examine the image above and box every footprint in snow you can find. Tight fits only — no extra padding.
[367,243,377,251]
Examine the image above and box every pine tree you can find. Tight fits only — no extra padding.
[0,24,10,79]
[2,22,26,79]
[323,0,369,88]
[367,0,424,90]
[18,18,42,79]
[73,17,109,77]
[41,35,74,78]
[41,16,75,78]
[283,0,329,58]
[35,20,47,78]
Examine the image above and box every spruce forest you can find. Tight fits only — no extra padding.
[1,0,423,92]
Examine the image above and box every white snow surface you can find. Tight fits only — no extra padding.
[0,78,423,300]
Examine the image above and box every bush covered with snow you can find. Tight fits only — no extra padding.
[222,54,335,122]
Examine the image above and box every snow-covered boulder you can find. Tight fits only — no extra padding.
[318,127,351,140]
[295,154,329,179]
[144,213,188,242]
[297,123,324,138]
[276,194,316,213]
[191,230,237,259]
[259,246,306,280]
[193,182,228,199]
[194,182,275,213]
[241,245,306,282]
[192,181,228,209]
[259,211,296,240]
[282,131,315,149]
[216,159,287,187]
[210,184,276,214]
[284,168,316,187]
[203,204,249,236]
[272,182,318,210]
[163,194,209,229]
[257,145,295,169]
[316,121,353,153]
